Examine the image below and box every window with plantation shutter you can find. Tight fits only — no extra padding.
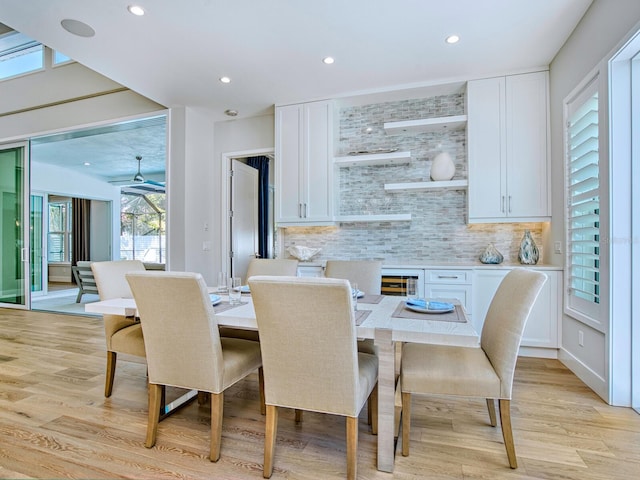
[565,77,600,320]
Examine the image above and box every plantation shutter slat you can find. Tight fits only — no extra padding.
[567,81,600,307]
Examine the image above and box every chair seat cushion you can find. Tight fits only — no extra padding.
[401,343,501,398]
[357,352,379,412]
[110,323,146,357]
[220,337,263,390]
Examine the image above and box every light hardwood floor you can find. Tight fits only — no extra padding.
[1,308,638,479]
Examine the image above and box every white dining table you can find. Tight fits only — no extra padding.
[86,294,479,473]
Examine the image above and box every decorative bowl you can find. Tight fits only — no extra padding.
[287,246,321,261]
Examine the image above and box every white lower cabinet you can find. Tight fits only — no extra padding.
[297,265,324,277]
[472,268,561,355]
[424,269,473,317]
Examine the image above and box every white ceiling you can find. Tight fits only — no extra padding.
[0,0,593,179]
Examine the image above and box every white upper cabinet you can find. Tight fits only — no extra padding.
[275,100,334,226]
[467,72,550,223]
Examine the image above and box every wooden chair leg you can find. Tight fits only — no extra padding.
[145,383,162,448]
[197,391,210,405]
[498,399,518,468]
[264,405,278,478]
[369,383,378,434]
[346,416,358,480]
[486,398,497,427]
[210,392,224,462]
[258,367,266,415]
[401,392,411,456]
[294,409,303,423]
[105,351,117,397]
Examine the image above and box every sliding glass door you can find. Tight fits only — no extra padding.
[0,142,30,309]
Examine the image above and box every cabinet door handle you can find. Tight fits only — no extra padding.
[303,203,307,218]
[501,195,505,213]
[508,195,512,213]
[298,203,302,218]
[437,275,459,279]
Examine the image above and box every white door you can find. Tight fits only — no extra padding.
[230,160,259,282]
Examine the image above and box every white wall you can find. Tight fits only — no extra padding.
[31,161,122,259]
[549,0,640,402]
[210,114,275,278]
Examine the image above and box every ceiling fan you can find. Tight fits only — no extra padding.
[132,155,145,183]
[108,155,166,192]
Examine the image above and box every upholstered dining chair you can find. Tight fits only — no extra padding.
[246,258,299,278]
[400,268,546,468]
[249,275,378,480]
[126,271,264,462]
[324,260,382,358]
[324,259,382,295]
[91,259,147,397]
[219,258,299,344]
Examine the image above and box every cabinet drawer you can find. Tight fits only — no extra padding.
[297,266,324,278]
[424,284,472,315]
[426,269,471,284]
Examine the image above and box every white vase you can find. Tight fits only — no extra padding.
[430,151,455,181]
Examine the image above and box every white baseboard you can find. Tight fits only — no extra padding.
[518,346,558,359]
[558,347,609,403]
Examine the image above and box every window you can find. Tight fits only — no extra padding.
[565,77,600,319]
[53,50,72,65]
[120,191,166,263]
[48,199,72,263]
[0,31,43,80]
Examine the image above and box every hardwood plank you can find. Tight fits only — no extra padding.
[1,308,640,479]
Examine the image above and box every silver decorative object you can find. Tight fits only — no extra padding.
[479,243,504,264]
[518,230,540,265]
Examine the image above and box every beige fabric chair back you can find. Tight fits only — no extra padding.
[246,258,299,279]
[249,275,367,416]
[324,260,382,295]
[126,271,226,393]
[91,260,146,300]
[480,269,547,398]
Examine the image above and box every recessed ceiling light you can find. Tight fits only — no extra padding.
[224,109,238,117]
[83,162,91,166]
[60,18,95,37]
[128,5,145,16]
[322,57,335,65]
[220,76,231,84]
[445,34,460,44]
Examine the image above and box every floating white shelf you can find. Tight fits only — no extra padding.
[383,115,467,134]
[334,151,411,167]
[384,179,468,192]
[334,214,412,222]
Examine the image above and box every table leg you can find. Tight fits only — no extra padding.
[374,328,395,472]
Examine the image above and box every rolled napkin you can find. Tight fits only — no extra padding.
[406,298,454,310]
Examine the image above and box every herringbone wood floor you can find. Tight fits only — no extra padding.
[1,308,638,479]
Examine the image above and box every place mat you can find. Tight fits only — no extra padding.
[213,301,248,313]
[359,294,383,304]
[391,301,465,322]
[355,310,372,326]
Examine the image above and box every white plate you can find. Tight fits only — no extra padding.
[405,301,454,314]
[209,294,222,306]
[352,289,365,298]
[240,285,250,293]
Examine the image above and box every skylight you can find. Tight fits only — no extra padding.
[0,30,43,80]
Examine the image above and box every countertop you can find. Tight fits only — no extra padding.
[295,261,562,271]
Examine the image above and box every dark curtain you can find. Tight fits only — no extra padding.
[71,197,91,269]
[247,156,270,258]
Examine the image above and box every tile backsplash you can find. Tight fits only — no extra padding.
[282,93,546,265]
